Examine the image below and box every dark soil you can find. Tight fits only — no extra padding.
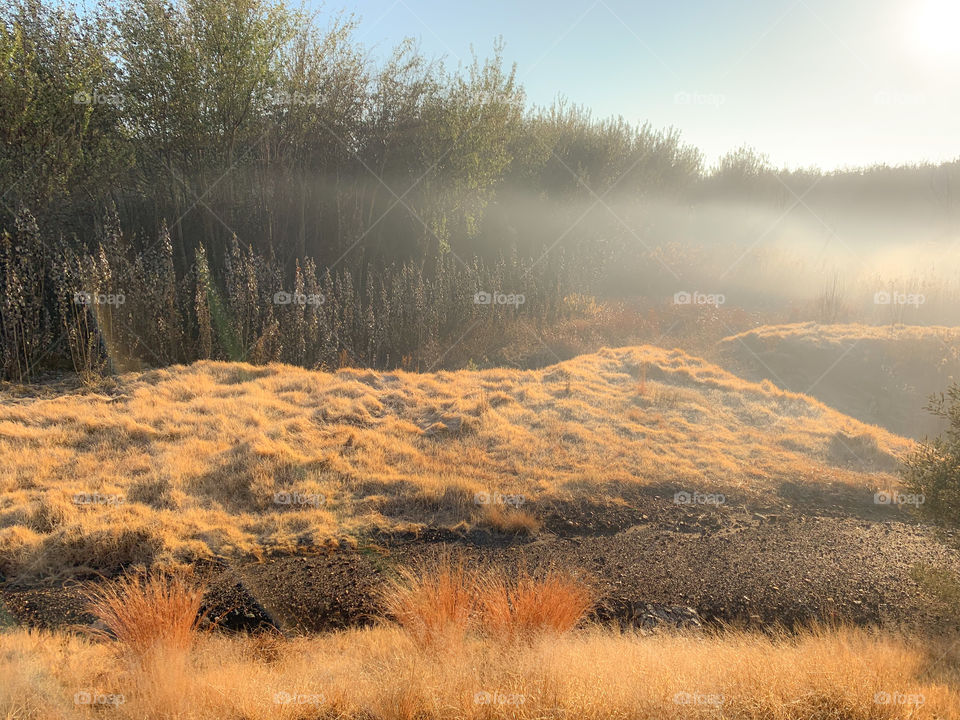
[4,488,958,636]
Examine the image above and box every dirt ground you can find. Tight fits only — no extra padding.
[3,486,957,636]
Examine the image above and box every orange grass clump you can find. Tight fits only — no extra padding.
[479,568,595,641]
[85,573,206,658]
[381,558,594,646]
[379,555,477,647]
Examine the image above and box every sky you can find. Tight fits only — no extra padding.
[339,0,959,171]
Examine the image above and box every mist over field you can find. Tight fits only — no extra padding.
[2,0,960,717]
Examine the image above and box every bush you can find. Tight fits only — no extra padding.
[900,383,960,525]
[478,567,594,641]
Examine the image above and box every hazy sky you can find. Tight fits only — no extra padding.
[345,0,959,171]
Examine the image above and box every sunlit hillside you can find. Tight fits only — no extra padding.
[0,346,912,580]
[716,323,960,438]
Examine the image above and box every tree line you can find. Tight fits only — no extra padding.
[1,0,957,380]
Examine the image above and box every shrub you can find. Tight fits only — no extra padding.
[911,563,960,609]
[900,383,960,525]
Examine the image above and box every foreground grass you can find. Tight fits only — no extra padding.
[5,565,956,718]
[0,346,911,579]
[1,624,956,719]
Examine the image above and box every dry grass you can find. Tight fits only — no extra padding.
[1,623,957,719]
[481,504,542,534]
[0,345,914,579]
[717,322,960,438]
[379,554,477,648]
[720,322,960,347]
[381,558,594,647]
[84,573,206,659]
[478,568,594,642]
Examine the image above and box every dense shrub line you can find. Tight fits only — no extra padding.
[1,207,571,379]
[1,0,958,379]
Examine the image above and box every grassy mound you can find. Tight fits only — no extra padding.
[716,323,960,439]
[0,346,911,578]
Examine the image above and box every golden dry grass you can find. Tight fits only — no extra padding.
[380,554,478,648]
[480,504,542,534]
[84,574,206,659]
[716,322,960,438]
[380,557,594,647]
[2,559,954,718]
[0,346,913,578]
[720,322,960,346]
[477,568,594,642]
[1,623,957,719]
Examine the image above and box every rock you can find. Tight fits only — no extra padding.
[605,600,703,630]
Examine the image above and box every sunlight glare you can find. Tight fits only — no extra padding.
[911,0,960,59]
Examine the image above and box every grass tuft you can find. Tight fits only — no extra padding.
[84,573,206,659]
[379,554,476,647]
[482,504,542,534]
[382,558,594,647]
[479,568,594,641]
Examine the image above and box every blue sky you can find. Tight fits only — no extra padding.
[342,0,958,171]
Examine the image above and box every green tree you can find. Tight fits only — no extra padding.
[0,0,126,221]
[901,384,960,525]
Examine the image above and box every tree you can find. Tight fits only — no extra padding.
[901,384,960,525]
[0,0,127,226]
